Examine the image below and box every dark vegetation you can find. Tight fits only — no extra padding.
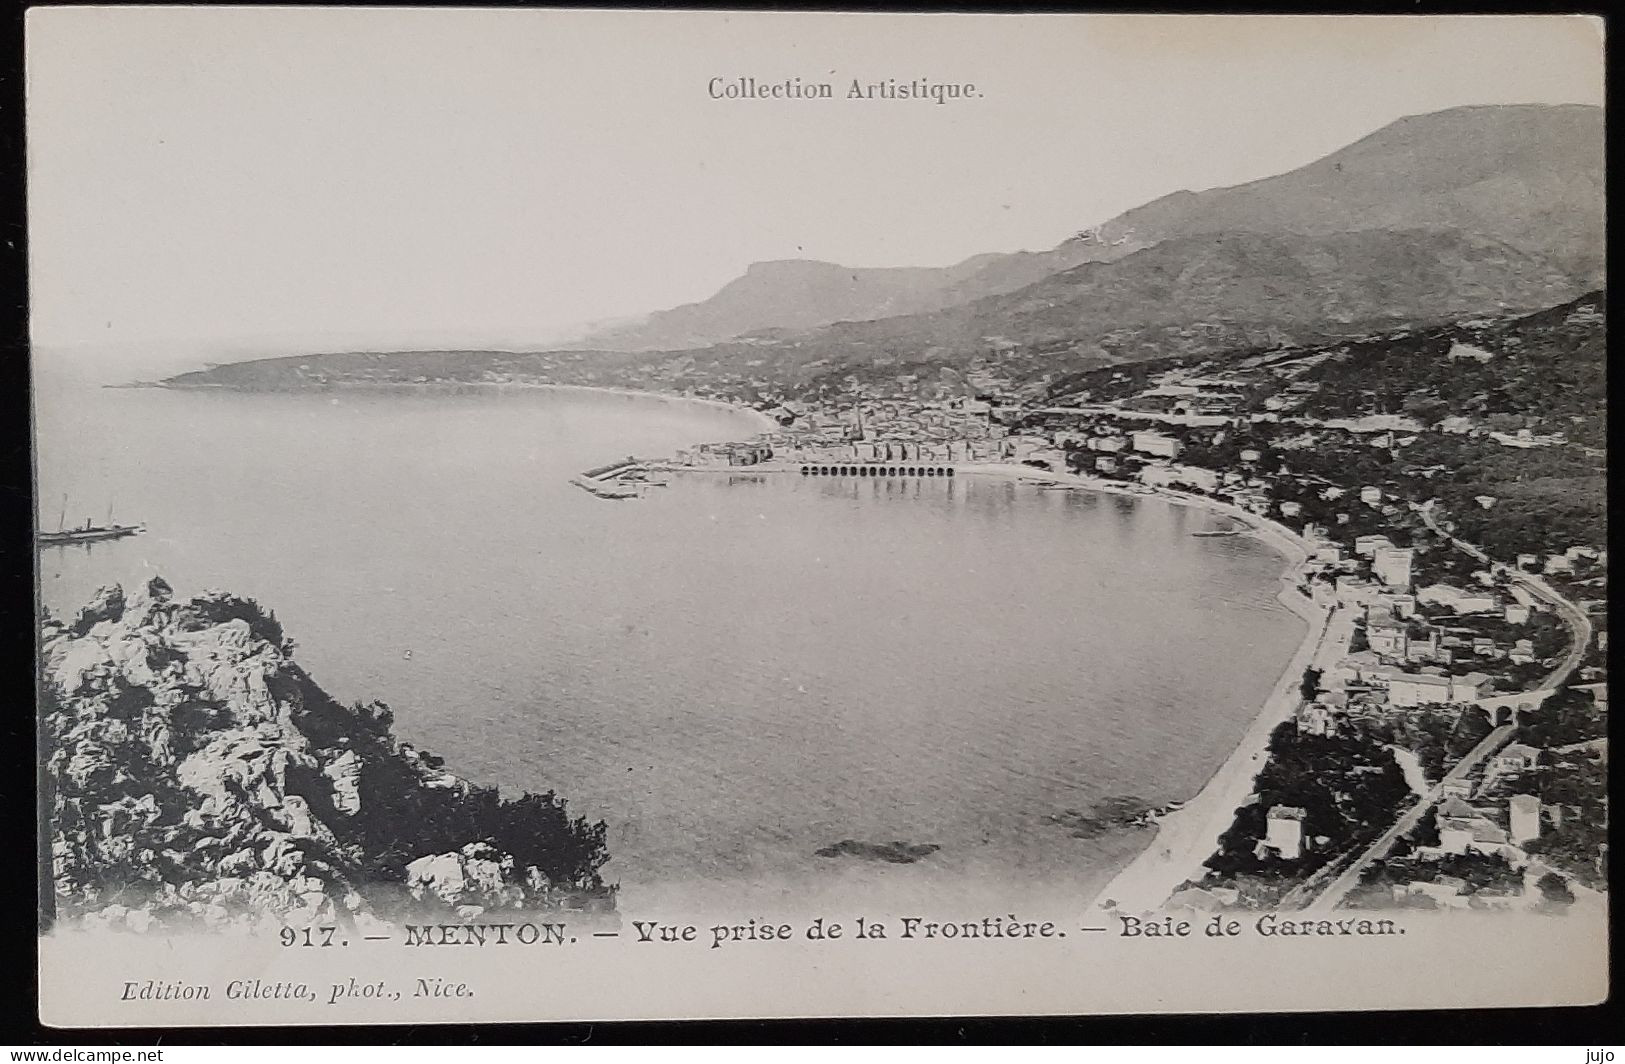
[1295,293,1607,557]
[1523,752,1608,889]
[1202,722,1411,884]
[1516,687,1607,749]
[1095,293,1607,561]
[1291,292,1605,448]
[1401,435,1606,558]
[1537,870,1576,909]
[1349,849,1526,909]
[287,664,613,898]
[1367,706,1496,783]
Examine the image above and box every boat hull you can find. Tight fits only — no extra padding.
[38,526,144,546]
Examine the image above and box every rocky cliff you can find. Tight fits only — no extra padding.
[40,578,614,933]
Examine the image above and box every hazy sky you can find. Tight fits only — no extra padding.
[26,9,1604,363]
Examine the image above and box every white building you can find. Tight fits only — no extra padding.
[1433,806,1523,867]
[1130,431,1183,459]
[1262,806,1306,861]
[1417,583,1497,615]
[1509,794,1542,845]
[1367,615,1410,660]
[1383,670,1491,707]
[1334,575,1382,607]
[1493,744,1541,773]
[1354,535,1395,558]
[1441,778,1475,801]
[1295,702,1340,737]
[1373,547,1414,590]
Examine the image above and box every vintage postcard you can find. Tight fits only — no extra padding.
[28,8,1607,1026]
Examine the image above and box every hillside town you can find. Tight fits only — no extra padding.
[663,293,1608,915]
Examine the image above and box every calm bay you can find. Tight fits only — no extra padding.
[35,376,1306,915]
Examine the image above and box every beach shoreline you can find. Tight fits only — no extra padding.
[1088,577,1327,915]
[951,464,1332,914]
[952,465,1332,914]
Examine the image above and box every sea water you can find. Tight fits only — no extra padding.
[35,377,1306,914]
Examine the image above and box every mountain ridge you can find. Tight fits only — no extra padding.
[161,103,1604,398]
[576,102,1602,353]
[644,226,1588,398]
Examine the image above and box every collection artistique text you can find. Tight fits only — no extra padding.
[709,76,982,103]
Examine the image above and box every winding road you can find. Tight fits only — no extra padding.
[1299,503,1593,913]
[1418,503,1594,688]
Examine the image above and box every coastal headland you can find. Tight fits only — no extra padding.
[40,577,618,934]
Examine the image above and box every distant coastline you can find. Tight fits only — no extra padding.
[158,377,782,433]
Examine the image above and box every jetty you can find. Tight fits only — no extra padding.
[582,457,640,481]
[571,456,647,500]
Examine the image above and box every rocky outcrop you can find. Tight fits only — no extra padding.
[406,844,527,911]
[41,578,614,933]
